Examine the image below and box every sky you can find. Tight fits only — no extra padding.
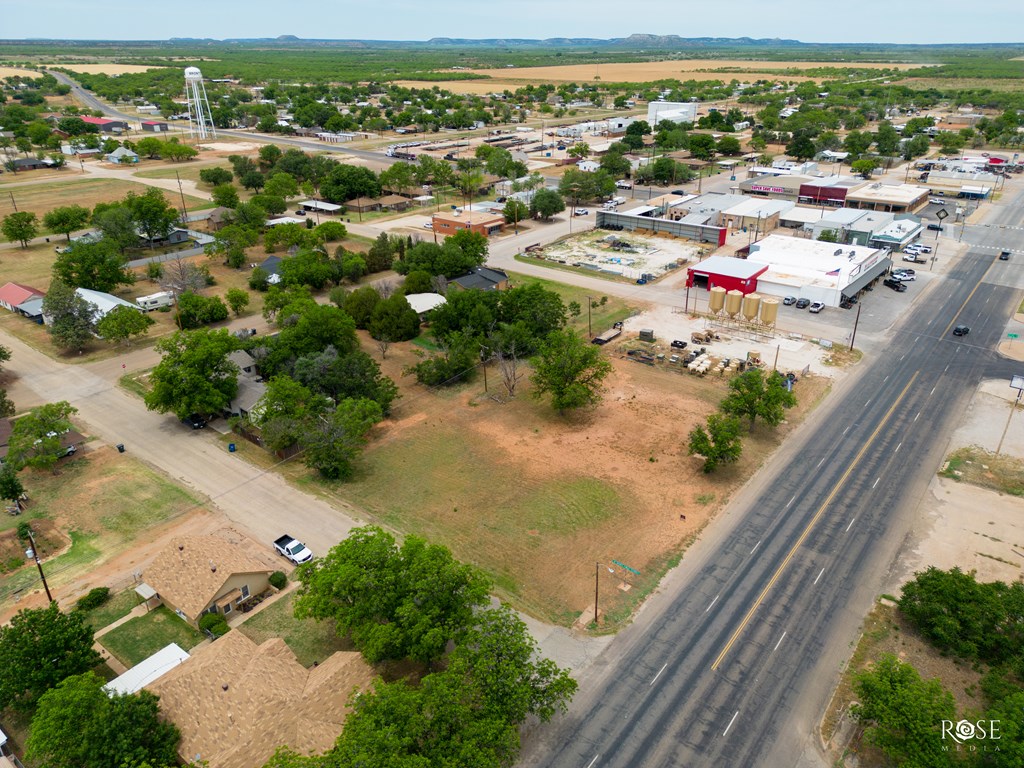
[6,0,1024,44]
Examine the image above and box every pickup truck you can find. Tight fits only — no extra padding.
[274,535,313,565]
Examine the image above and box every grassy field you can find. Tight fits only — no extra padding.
[79,587,142,632]
[238,591,354,668]
[0,177,214,219]
[507,270,637,334]
[0,447,201,613]
[99,606,205,667]
[133,162,234,183]
[940,446,1024,496]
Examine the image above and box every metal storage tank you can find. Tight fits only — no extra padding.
[725,289,743,318]
[741,293,761,321]
[709,286,727,314]
[759,298,779,326]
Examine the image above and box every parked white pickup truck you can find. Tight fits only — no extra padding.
[274,535,313,565]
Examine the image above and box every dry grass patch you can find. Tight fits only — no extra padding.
[940,446,1024,496]
[0,177,212,218]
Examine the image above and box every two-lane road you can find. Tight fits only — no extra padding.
[523,244,1022,767]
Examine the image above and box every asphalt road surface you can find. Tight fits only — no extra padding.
[521,205,1024,764]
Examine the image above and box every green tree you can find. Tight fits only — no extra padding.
[530,329,613,412]
[530,188,565,220]
[687,413,744,473]
[313,220,347,242]
[175,292,229,329]
[0,603,102,711]
[341,254,366,283]
[124,188,178,247]
[264,172,299,200]
[199,166,233,185]
[92,205,138,255]
[786,130,817,161]
[206,223,258,268]
[402,270,433,295]
[301,397,383,480]
[817,229,841,243]
[225,287,250,316]
[851,157,879,179]
[719,369,797,428]
[293,346,398,415]
[851,655,956,768]
[27,671,180,768]
[2,211,39,247]
[42,205,91,242]
[295,526,490,661]
[41,280,97,352]
[342,285,382,329]
[875,121,901,156]
[503,199,529,226]
[6,400,79,473]
[160,141,198,162]
[985,691,1024,768]
[0,464,25,508]
[716,135,742,156]
[135,136,163,159]
[144,328,239,418]
[368,293,420,358]
[688,133,717,160]
[96,305,154,347]
[52,238,135,292]
[211,183,240,209]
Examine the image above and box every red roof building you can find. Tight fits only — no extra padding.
[0,282,44,312]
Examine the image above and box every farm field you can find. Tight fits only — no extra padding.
[45,63,163,75]
[468,58,923,83]
[0,177,214,219]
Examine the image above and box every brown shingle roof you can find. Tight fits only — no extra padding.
[149,631,374,768]
[144,537,272,621]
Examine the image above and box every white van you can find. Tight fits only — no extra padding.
[136,291,175,311]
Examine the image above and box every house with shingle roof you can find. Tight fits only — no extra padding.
[148,631,374,768]
[138,536,274,626]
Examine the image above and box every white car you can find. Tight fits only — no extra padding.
[574,209,590,216]
[423,222,433,229]
[892,271,916,281]
[929,197,946,205]
[808,301,825,313]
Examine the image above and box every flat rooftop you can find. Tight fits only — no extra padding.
[749,234,887,290]
[846,183,929,205]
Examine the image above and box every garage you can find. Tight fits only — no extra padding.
[686,255,769,294]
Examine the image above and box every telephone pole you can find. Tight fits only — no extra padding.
[26,528,54,603]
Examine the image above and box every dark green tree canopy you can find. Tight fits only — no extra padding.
[144,328,239,419]
[0,603,102,711]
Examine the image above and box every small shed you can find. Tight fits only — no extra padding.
[141,121,169,133]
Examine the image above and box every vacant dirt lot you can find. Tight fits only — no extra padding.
[302,332,832,628]
[0,177,212,219]
[469,59,920,83]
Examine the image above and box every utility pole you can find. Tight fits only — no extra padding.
[26,528,54,604]
[850,302,863,351]
[174,170,188,223]
[9,191,17,212]
[586,295,593,338]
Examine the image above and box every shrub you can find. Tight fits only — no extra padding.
[146,262,163,281]
[199,613,230,637]
[75,587,111,613]
[269,571,287,590]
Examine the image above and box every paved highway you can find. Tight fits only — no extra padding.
[522,199,1024,765]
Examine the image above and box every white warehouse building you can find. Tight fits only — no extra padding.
[647,101,698,127]
[746,235,893,307]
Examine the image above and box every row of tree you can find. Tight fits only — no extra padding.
[688,368,798,473]
[851,568,1024,767]
[280,526,576,767]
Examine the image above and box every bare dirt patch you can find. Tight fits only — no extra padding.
[0,66,39,78]
[52,64,165,75]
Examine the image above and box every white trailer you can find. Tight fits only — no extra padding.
[136,291,175,311]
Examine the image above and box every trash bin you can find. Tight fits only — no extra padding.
[116,444,125,453]
[228,443,236,453]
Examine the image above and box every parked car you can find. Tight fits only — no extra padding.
[670,190,687,196]
[294,210,306,216]
[927,223,944,231]
[782,296,797,305]
[883,278,907,292]
[574,208,590,216]
[1000,250,1011,260]
[917,245,933,253]
[181,414,207,430]
[809,301,825,313]
[929,198,946,205]
[952,325,970,336]
[274,535,313,565]
[903,254,926,263]
[795,298,811,309]
[891,271,916,281]
[423,222,433,229]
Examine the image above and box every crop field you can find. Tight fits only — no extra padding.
[468,58,923,84]
[49,63,162,75]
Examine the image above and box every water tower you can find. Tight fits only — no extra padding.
[184,67,216,140]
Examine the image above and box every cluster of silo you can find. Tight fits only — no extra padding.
[708,286,777,327]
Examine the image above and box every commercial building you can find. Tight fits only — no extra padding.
[686,255,768,294]
[796,176,863,207]
[647,101,698,126]
[595,209,728,247]
[746,234,892,306]
[78,115,128,133]
[738,175,809,202]
[924,170,998,198]
[431,210,505,238]
[845,182,929,214]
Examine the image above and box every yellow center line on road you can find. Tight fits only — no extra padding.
[711,372,920,671]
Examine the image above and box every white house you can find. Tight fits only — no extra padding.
[576,160,600,173]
